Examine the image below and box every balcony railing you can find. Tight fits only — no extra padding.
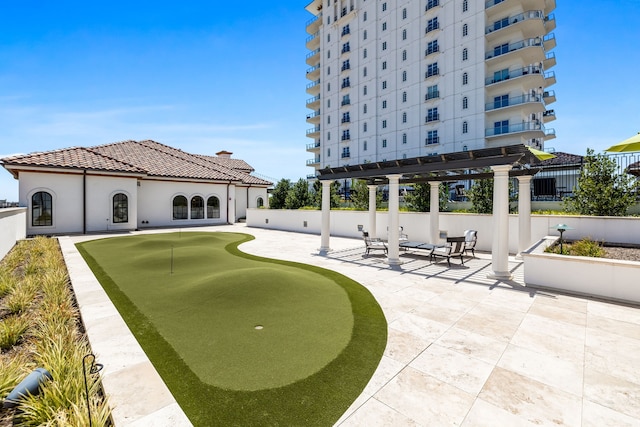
[425,91,440,101]
[485,65,542,85]
[341,82,351,88]
[306,95,321,105]
[341,64,351,71]
[341,117,351,123]
[306,158,321,165]
[485,38,542,60]
[341,45,351,54]
[305,31,319,44]
[306,141,321,150]
[425,22,440,34]
[485,120,545,137]
[306,48,320,59]
[485,10,544,34]
[306,126,321,135]
[425,0,440,12]
[425,68,439,78]
[485,0,505,10]
[306,64,321,75]
[425,136,440,145]
[425,114,440,123]
[341,135,351,141]
[306,110,321,119]
[305,12,322,28]
[485,93,542,111]
[425,45,440,56]
[306,79,320,90]
[341,152,351,158]
[341,99,351,106]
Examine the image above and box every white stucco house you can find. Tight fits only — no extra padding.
[0,140,271,235]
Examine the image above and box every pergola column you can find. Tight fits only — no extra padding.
[320,180,332,253]
[488,165,513,280]
[429,181,440,244]
[387,174,402,265]
[368,184,378,239]
[517,175,532,258]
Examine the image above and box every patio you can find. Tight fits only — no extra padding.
[65,224,640,426]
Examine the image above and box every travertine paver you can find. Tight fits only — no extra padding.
[62,225,640,426]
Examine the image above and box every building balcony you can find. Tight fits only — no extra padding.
[341,99,351,106]
[306,94,321,109]
[544,70,556,86]
[306,79,320,95]
[306,31,320,50]
[425,68,440,79]
[545,13,556,32]
[485,10,547,42]
[306,64,321,81]
[425,0,440,13]
[305,12,322,35]
[341,135,351,141]
[341,117,351,124]
[543,33,556,51]
[307,173,319,180]
[425,91,440,101]
[544,51,556,69]
[485,65,544,88]
[306,48,320,66]
[485,38,545,67]
[425,114,440,123]
[306,126,320,138]
[485,93,544,114]
[545,128,556,140]
[543,109,556,123]
[306,141,321,152]
[486,0,555,18]
[341,152,351,158]
[306,109,321,124]
[485,120,546,139]
[306,158,321,166]
[543,89,556,104]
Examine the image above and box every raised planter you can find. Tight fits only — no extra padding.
[523,237,640,304]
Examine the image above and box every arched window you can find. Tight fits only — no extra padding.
[191,196,204,219]
[113,193,128,223]
[32,191,52,226]
[462,96,469,109]
[207,196,221,219]
[402,112,407,123]
[402,50,407,61]
[402,133,407,144]
[402,91,407,103]
[462,23,468,37]
[463,0,468,12]
[257,197,264,208]
[172,195,188,220]
[462,121,469,134]
[462,72,468,85]
[462,48,468,61]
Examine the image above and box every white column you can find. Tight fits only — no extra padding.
[320,180,332,253]
[368,184,378,239]
[387,175,401,265]
[488,165,513,280]
[517,175,532,258]
[429,181,440,244]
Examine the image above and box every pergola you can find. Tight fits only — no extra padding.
[316,144,542,280]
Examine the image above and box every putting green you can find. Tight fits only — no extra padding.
[78,232,353,391]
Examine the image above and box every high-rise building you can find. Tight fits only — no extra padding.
[305,0,556,177]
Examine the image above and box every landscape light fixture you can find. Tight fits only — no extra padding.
[2,368,53,409]
[550,223,574,253]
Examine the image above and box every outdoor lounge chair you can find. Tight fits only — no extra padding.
[463,230,478,258]
[362,231,388,255]
[431,236,465,267]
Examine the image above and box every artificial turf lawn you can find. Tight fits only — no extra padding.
[76,232,387,426]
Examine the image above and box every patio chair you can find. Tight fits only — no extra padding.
[463,230,478,258]
[362,231,388,255]
[431,236,465,267]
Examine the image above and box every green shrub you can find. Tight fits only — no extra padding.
[0,315,29,350]
[544,237,605,258]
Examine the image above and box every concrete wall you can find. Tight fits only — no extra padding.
[0,208,27,260]
[247,209,640,253]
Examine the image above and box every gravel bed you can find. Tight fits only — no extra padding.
[603,247,640,262]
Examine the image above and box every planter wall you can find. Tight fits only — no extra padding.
[0,208,27,260]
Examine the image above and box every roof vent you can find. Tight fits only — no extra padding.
[216,150,233,159]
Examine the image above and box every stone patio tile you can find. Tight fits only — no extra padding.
[425,292,480,313]
[127,403,192,427]
[479,367,582,426]
[395,286,441,304]
[411,301,468,325]
[482,287,536,313]
[362,355,406,396]
[585,328,640,385]
[587,312,640,340]
[454,303,526,342]
[461,398,541,427]
[334,391,372,425]
[384,328,431,365]
[434,326,508,365]
[509,314,585,362]
[389,313,450,343]
[497,343,584,396]
[582,399,640,427]
[588,300,640,325]
[410,344,494,395]
[338,398,419,427]
[527,299,587,327]
[530,292,589,313]
[376,367,475,426]
[583,368,640,419]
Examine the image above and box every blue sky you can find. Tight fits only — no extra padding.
[1,0,639,201]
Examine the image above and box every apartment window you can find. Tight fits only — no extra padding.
[363,104,367,114]
[426,0,439,11]
[327,50,331,59]
[426,17,439,33]
[426,84,439,100]
[382,22,387,31]
[382,119,387,128]
[402,112,407,123]
[31,191,52,226]
[426,62,439,77]
[363,66,367,77]
[382,100,387,109]
[342,94,350,105]
[426,107,439,123]
[402,29,407,40]
[363,85,367,95]
[363,122,368,132]
[426,130,439,145]
[462,72,468,85]
[327,34,330,42]
[462,96,468,109]
[462,23,468,37]
[463,0,468,12]
[382,2,387,11]
[207,196,220,218]
[172,195,188,220]
[191,196,204,219]
[341,77,350,88]
[402,8,407,19]
[382,61,387,70]
[402,133,407,144]
[327,147,331,156]
[493,68,509,83]
[402,91,407,102]
[363,11,367,21]
[494,94,509,109]
[402,70,407,81]
[382,80,387,90]
[327,115,331,124]
[382,139,387,148]
[342,24,350,36]
[363,48,367,58]
[402,50,407,61]
[342,147,350,158]
[363,141,368,151]
[327,131,331,140]
[494,120,509,135]
[342,59,350,71]
[363,29,367,40]
[382,41,387,50]
[426,40,439,55]
[342,42,350,53]
[327,99,331,108]
[462,48,468,61]
[113,193,128,223]
[462,121,469,134]
[494,43,509,57]
[342,111,350,123]
[342,130,351,141]
[327,82,331,91]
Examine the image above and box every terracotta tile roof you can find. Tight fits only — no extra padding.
[538,152,584,167]
[1,140,272,186]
